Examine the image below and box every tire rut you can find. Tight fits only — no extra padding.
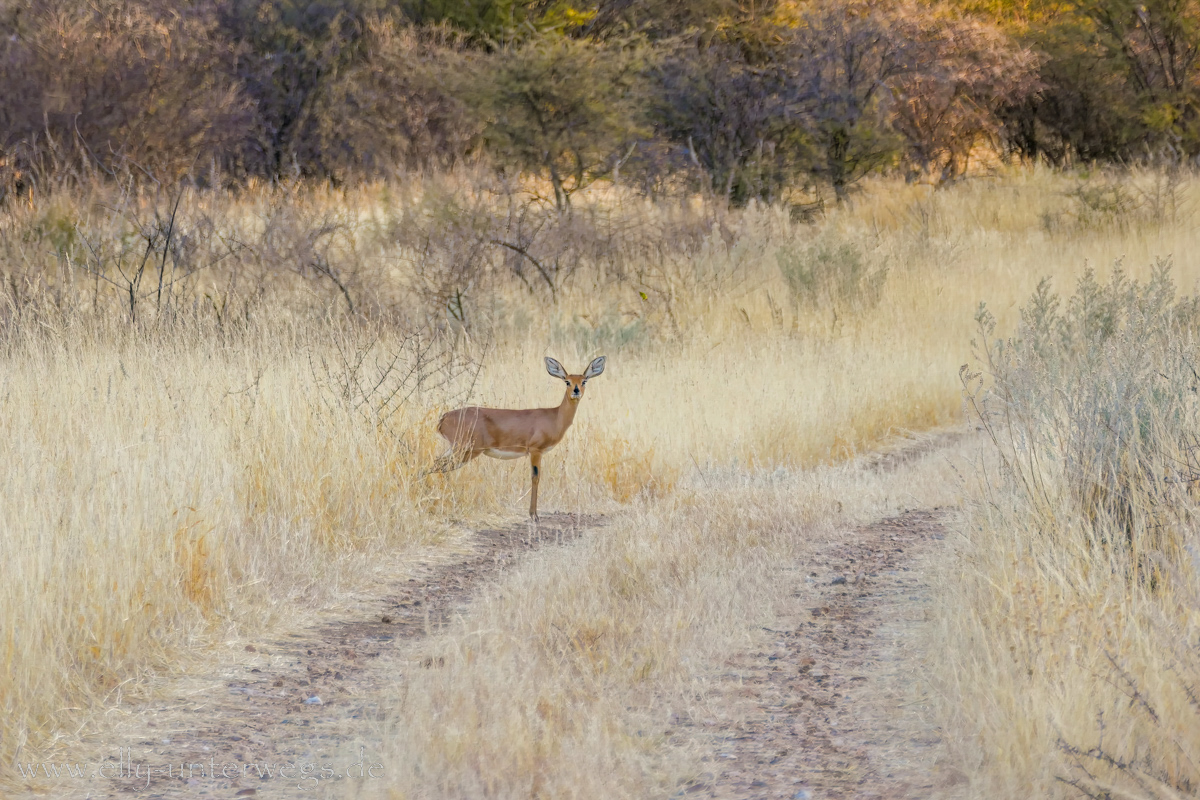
[674,508,964,800]
[70,512,604,800]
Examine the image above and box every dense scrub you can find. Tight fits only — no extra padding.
[4,0,1183,206]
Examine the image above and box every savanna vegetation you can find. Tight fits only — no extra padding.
[4,0,1200,797]
[6,0,1200,202]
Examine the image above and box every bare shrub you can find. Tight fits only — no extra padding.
[0,0,249,180]
[1056,642,1200,799]
[384,170,727,331]
[306,319,479,439]
[318,21,478,174]
[71,186,247,324]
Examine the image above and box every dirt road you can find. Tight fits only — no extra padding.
[19,479,963,799]
[31,514,601,800]
[672,509,964,799]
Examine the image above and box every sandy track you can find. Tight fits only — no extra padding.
[673,509,963,800]
[23,463,965,799]
[48,513,603,800]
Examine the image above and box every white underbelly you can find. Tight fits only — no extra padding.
[484,448,526,460]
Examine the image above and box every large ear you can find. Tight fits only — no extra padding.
[545,357,568,380]
[584,356,606,379]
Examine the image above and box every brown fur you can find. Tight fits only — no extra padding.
[436,356,605,519]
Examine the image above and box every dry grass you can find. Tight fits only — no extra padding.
[3,165,1200,793]
[376,437,969,799]
[931,266,1200,797]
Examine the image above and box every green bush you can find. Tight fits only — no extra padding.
[448,31,648,209]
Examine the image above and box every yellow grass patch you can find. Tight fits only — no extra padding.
[3,166,1200,790]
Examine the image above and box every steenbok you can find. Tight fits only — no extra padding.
[436,356,607,520]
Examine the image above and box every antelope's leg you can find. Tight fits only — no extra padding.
[529,452,542,520]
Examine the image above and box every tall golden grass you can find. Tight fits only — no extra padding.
[3,166,1200,793]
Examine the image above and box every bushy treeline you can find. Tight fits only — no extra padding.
[0,0,1195,204]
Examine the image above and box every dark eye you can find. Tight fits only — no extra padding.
[582,380,587,385]
[565,380,570,385]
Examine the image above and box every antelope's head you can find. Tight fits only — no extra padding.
[545,356,606,402]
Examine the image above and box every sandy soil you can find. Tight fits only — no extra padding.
[671,509,965,799]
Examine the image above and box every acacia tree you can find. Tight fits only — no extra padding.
[1086,0,1200,153]
[652,3,1025,204]
[323,21,478,173]
[215,0,384,178]
[454,32,647,209]
[971,0,1200,161]
[790,0,919,201]
[651,35,811,205]
[1003,16,1137,163]
[890,15,1039,181]
[585,0,783,39]
[650,3,914,205]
